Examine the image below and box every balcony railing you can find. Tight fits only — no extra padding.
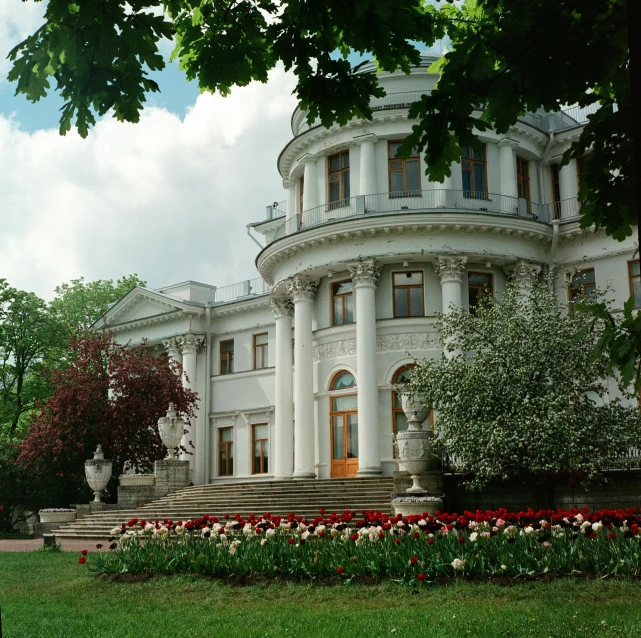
[290,91,600,137]
[213,277,271,304]
[270,190,583,243]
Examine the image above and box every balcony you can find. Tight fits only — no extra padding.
[269,190,581,244]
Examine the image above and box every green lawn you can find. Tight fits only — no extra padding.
[2,553,641,637]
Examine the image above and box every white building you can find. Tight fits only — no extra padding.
[102,54,639,486]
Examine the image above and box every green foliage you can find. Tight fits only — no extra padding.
[49,274,146,331]
[406,280,641,489]
[576,294,641,393]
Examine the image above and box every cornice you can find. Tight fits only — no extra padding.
[108,310,189,334]
[257,212,553,284]
[211,296,271,318]
[212,367,275,381]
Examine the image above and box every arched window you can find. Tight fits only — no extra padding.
[330,371,356,391]
[329,370,357,478]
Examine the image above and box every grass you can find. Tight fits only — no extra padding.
[2,553,641,637]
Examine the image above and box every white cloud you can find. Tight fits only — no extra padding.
[0,68,297,299]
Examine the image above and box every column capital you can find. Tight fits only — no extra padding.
[503,260,542,287]
[178,333,206,355]
[282,179,295,189]
[270,295,294,318]
[436,256,468,284]
[354,133,378,146]
[498,137,519,149]
[348,259,380,287]
[286,276,318,302]
[299,153,318,166]
[162,337,182,359]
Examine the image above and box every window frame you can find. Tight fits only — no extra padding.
[218,427,234,477]
[629,260,641,309]
[253,332,269,370]
[392,270,425,318]
[516,155,531,212]
[327,150,350,208]
[467,271,494,312]
[251,423,269,475]
[568,268,596,304]
[299,174,304,214]
[462,144,488,200]
[331,278,355,326]
[388,140,421,197]
[219,339,234,375]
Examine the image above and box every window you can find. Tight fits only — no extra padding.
[331,371,356,390]
[218,427,233,477]
[253,333,268,369]
[388,141,421,197]
[462,145,488,199]
[516,156,531,212]
[331,280,354,326]
[550,163,561,220]
[568,268,596,303]
[328,151,350,208]
[219,339,234,375]
[252,423,269,474]
[299,175,304,213]
[329,371,358,477]
[576,154,587,191]
[468,272,493,312]
[629,261,641,308]
[393,271,424,318]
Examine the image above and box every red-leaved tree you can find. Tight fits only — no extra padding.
[17,330,197,504]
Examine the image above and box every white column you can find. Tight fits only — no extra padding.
[301,157,318,213]
[503,260,542,291]
[348,260,382,477]
[558,160,578,218]
[436,257,467,314]
[287,277,318,479]
[271,295,295,480]
[498,139,518,199]
[162,337,183,371]
[358,136,378,197]
[284,179,296,223]
[178,333,205,482]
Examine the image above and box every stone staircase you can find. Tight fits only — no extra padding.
[53,477,394,540]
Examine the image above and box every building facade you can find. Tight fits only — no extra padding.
[101,55,640,486]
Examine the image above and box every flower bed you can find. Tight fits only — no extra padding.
[90,508,641,582]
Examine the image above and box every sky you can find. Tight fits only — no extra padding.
[0,0,299,300]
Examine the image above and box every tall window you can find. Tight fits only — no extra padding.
[388,141,421,197]
[220,339,234,375]
[568,268,596,303]
[329,371,358,478]
[462,145,488,199]
[299,175,304,213]
[393,271,424,318]
[252,423,269,474]
[468,272,493,312]
[253,333,268,369]
[218,428,233,477]
[331,280,354,326]
[629,261,641,308]
[550,163,561,220]
[328,151,350,208]
[516,156,531,212]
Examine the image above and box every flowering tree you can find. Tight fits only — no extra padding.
[16,330,197,504]
[405,280,641,489]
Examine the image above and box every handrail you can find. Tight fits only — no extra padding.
[270,190,582,243]
[212,277,271,304]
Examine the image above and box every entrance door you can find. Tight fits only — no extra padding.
[330,394,358,477]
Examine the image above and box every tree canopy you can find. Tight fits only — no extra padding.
[405,280,641,489]
[8,0,638,242]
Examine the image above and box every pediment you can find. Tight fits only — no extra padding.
[98,288,198,328]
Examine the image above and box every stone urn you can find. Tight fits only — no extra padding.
[396,394,433,494]
[157,403,185,458]
[84,445,113,503]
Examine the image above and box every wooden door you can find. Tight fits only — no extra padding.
[330,394,358,478]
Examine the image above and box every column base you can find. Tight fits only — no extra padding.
[356,467,383,478]
[274,475,294,481]
[292,471,316,480]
